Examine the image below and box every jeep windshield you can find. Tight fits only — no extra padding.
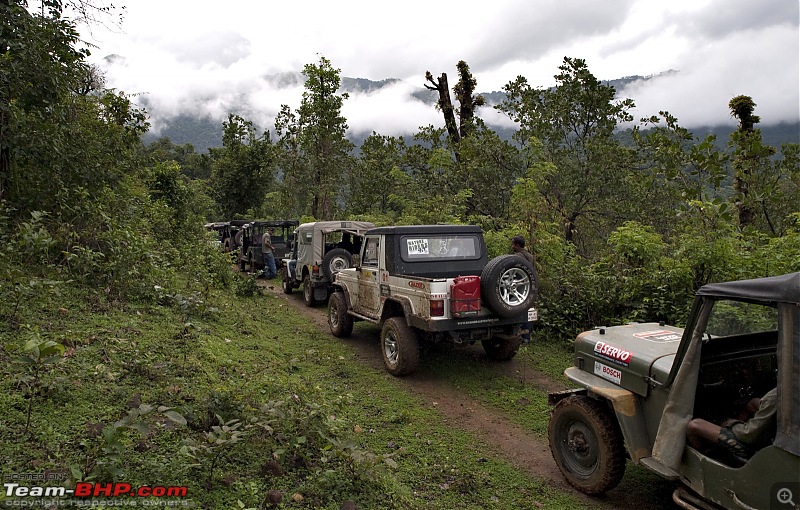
[400,235,480,261]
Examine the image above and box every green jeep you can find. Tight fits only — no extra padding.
[548,272,799,509]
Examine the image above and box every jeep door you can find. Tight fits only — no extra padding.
[355,235,382,317]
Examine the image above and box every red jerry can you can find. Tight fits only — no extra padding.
[450,276,481,317]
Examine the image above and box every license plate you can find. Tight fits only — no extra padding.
[528,307,538,321]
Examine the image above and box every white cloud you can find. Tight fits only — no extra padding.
[342,82,442,137]
[74,0,798,139]
[621,23,799,127]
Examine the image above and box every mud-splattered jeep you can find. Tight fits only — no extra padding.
[547,272,800,510]
[329,224,539,376]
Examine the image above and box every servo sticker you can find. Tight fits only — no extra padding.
[594,341,632,367]
[594,361,622,385]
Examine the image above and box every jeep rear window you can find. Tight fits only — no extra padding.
[400,235,480,262]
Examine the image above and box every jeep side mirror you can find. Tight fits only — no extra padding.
[351,254,360,268]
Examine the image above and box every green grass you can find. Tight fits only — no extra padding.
[0,281,594,509]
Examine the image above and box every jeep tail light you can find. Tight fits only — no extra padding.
[312,265,319,276]
[430,299,444,317]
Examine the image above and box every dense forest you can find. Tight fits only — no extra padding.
[1,2,799,507]
[2,1,799,339]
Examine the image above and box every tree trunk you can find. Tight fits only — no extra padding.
[0,0,10,202]
[425,72,460,144]
[734,175,754,229]
[564,212,579,245]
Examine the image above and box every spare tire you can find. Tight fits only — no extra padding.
[480,255,538,317]
[321,248,353,280]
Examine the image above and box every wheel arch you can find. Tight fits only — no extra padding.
[331,284,352,308]
[380,298,412,325]
[554,368,652,463]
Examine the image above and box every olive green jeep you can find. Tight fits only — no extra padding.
[548,272,799,510]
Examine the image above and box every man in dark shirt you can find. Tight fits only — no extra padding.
[512,235,534,265]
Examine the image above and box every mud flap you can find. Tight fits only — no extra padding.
[313,286,329,302]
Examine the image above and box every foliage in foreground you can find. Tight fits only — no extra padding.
[0,280,591,510]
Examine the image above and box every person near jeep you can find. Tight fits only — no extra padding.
[261,228,277,279]
[511,235,534,265]
[511,235,535,344]
[686,387,778,464]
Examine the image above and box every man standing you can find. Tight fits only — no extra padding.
[512,235,534,265]
[262,228,277,279]
[512,235,536,344]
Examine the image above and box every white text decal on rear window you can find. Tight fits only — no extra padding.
[406,238,429,255]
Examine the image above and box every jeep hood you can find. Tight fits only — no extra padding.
[575,323,683,396]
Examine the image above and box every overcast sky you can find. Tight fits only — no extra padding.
[77,0,799,138]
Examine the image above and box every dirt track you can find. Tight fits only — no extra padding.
[258,279,677,509]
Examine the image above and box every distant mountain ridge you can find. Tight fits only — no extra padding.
[139,72,799,153]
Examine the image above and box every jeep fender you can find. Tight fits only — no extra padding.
[380,298,415,326]
[550,367,651,463]
[332,284,353,309]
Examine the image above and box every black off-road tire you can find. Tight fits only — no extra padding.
[480,255,538,318]
[380,317,420,376]
[281,267,293,294]
[303,274,316,307]
[328,292,353,338]
[481,336,521,361]
[322,248,353,280]
[548,395,626,495]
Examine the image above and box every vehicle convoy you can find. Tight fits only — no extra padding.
[327,224,539,376]
[547,272,800,510]
[204,219,250,253]
[281,221,375,306]
[238,220,298,273]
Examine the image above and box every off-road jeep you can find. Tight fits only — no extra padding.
[328,224,539,376]
[238,220,298,272]
[547,272,800,510]
[221,218,251,260]
[281,221,375,306]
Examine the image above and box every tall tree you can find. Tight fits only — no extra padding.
[297,56,353,219]
[498,57,635,251]
[453,60,485,140]
[425,60,486,145]
[425,71,460,144]
[274,104,309,217]
[346,132,405,215]
[209,114,274,217]
[0,0,89,203]
[728,95,775,230]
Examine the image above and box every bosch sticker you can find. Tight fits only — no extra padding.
[594,361,622,385]
[594,341,632,367]
[633,329,681,342]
